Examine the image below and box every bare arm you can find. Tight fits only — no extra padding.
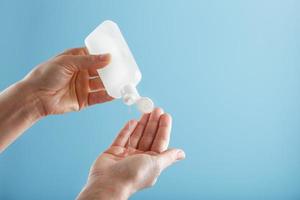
[0,81,43,152]
[0,47,111,153]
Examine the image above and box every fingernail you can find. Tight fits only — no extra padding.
[128,120,137,130]
[176,150,186,160]
[99,53,111,61]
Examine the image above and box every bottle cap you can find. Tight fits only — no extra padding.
[121,84,154,113]
[136,97,154,113]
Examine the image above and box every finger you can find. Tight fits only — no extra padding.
[111,120,138,147]
[151,113,172,153]
[71,54,110,70]
[59,48,101,77]
[138,108,164,151]
[75,69,89,109]
[88,90,114,106]
[89,77,104,92]
[58,47,89,56]
[56,54,110,71]
[156,149,185,171]
[88,68,100,77]
[126,113,150,148]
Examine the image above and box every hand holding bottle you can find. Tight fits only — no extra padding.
[0,47,112,151]
[23,47,113,116]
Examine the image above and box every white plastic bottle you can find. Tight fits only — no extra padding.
[85,20,154,113]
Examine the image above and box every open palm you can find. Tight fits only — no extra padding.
[86,108,185,196]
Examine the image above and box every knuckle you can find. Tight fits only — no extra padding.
[54,55,70,64]
[65,47,74,52]
[57,54,69,60]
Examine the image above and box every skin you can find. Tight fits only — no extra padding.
[0,47,112,151]
[0,47,185,199]
[77,108,185,200]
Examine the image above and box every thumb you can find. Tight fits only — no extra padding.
[156,148,186,171]
[58,53,111,70]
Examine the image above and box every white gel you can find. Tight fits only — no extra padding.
[85,20,154,113]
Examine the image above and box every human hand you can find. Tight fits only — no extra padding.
[77,108,185,200]
[22,47,113,116]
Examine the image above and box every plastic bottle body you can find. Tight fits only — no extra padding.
[85,20,154,113]
[85,20,141,98]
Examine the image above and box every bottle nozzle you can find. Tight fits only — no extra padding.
[121,84,154,113]
[121,84,140,106]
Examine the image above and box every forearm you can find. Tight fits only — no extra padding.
[0,80,43,152]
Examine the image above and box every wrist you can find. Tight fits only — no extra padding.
[17,79,46,119]
[0,80,45,152]
[77,178,134,200]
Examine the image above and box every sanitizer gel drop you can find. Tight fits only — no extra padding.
[85,20,154,113]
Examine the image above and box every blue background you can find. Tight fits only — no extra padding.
[1,0,300,199]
